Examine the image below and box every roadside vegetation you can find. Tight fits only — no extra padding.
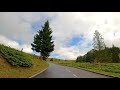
[0,20,54,78]
[0,44,33,67]
[1,19,120,78]
[76,30,120,63]
[50,59,120,77]
[76,46,120,63]
[0,44,48,78]
[49,30,120,78]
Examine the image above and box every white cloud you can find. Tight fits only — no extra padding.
[0,35,32,53]
[1,12,120,60]
[49,12,120,59]
[0,12,33,44]
[21,44,33,53]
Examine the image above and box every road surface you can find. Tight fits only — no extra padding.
[33,63,111,78]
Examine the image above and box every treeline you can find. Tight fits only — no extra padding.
[76,46,120,63]
[76,30,120,63]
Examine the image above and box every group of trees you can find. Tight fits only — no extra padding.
[76,30,120,63]
[76,47,120,63]
[31,20,120,63]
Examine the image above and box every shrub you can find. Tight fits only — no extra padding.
[0,44,33,67]
[50,58,53,61]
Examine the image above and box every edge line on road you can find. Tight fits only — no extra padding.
[51,63,118,78]
[29,67,48,78]
[29,63,49,78]
[73,74,78,77]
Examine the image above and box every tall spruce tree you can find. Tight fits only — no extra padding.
[31,20,54,61]
[93,30,106,50]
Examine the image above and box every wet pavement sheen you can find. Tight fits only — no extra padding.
[33,63,111,78]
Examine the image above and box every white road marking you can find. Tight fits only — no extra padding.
[66,68,71,72]
[73,74,78,77]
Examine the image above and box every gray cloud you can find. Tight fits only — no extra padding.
[1,12,120,59]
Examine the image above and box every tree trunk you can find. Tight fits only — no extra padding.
[40,53,46,61]
[43,58,46,61]
[40,53,43,60]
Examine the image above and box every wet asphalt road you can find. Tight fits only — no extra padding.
[33,63,111,78]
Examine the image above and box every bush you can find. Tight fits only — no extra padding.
[50,58,53,61]
[0,44,33,67]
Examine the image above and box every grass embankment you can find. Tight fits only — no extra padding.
[0,44,49,78]
[50,59,120,77]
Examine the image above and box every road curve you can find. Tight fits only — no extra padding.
[33,63,111,78]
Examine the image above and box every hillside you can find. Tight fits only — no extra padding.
[0,44,48,78]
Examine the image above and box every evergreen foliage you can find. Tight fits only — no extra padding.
[31,20,54,61]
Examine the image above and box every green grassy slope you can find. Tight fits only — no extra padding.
[0,44,48,78]
[50,59,120,77]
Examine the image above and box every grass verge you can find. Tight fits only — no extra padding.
[50,60,120,77]
[0,54,48,78]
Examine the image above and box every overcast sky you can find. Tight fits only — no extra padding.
[0,12,120,60]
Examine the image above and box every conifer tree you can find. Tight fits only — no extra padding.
[31,20,54,61]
